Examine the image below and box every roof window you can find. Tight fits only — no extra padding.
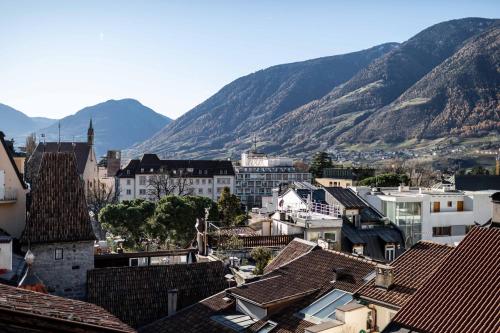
[298,289,353,323]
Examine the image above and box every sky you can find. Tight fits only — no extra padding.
[0,1,498,120]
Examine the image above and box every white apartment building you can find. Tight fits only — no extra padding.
[116,154,235,202]
[235,151,311,208]
[356,186,494,245]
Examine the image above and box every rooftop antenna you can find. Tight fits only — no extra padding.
[253,135,257,153]
[58,121,61,145]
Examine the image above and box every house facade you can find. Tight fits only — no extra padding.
[0,131,28,239]
[21,152,96,300]
[116,154,235,202]
[234,151,311,208]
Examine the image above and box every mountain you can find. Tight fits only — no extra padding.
[129,17,499,159]
[0,103,56,142]
[128,43,399,158]
[40,99,171,156]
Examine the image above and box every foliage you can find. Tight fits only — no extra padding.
[99,199,156,250]
[218,187,242,227]
[87,180,118,240]
[357,173,409,187]
[309,151,332,179]
[234,214,249,226]
[219,234,244,252]
[467,166,490,175]
[251,247,272,275]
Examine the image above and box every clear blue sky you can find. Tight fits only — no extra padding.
[0,0,498,119]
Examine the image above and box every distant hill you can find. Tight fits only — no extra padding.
[40,99,171,157]
[129,17,499,159]
[0,103,56,143]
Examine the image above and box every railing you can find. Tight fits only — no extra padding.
[0,188,17,202]
[209,234,302,249]
[308,202,342,217]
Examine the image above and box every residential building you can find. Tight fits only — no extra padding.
[0,283,134,332]
[94,248,197,268]
[384,223,500,333]
[454,174,500,191]
[87,260,226,328]
[97,150,121,193]
[324,187,405,261]
[116,154,235,202]
[234,151,311,208]
[141,239,377,333]
[0,131,28,239]
[358,186,494,246]
[26,120,99,195]
[316,167,375,188]
[21,152,96,299]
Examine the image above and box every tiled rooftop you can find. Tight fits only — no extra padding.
[264,238,318,274]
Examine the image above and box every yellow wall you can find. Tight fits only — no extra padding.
[316,178,353,188]
[0,144,27,238]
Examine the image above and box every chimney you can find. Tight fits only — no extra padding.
[374,264,394,290]
[167,289,178,316]
[491,192,500,224]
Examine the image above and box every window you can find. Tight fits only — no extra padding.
[129,258,148,267]
[139,176,146,185]
[150,168,154,172]
[196,179,200,185]
[139,189,146,195]
[352,245,364,255]
[299,289,353,323]
[447,201,452,207]
[433,226,451,237]
[126,179,131,185]
[457,200,464,212]
[140,168,144,173]
[208,179,212,184]
[55,248,63,260]
[324,233,336,242]
[211,315,257,332]
[432,202,440,212]
[126,189,132,195]
[257,321,277,333]
[202,179,206,185]
[126,170,130,175]
[385,244,396,261]
[198,188,203,194]
[208,188,212,194]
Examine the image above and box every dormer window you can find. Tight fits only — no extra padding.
[126,170,130,175]
[55,248,64,260]
[204,170,208,175]
[140,168,144,173]
[150,168,154,172]
[385,244,396,261]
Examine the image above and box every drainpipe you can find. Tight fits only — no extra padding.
[368,304,377,332]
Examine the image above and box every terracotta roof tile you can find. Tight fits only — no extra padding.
[264,238,318,274]
[21,152,96,244]
[355,241,453,308]
[87,261,226,328]
[390,227,500,333]
[0,283,134,332]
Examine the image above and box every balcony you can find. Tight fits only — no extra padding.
[0,188,17,204]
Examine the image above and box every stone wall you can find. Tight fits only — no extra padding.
[30,241,94,299]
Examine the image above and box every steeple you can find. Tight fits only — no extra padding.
[87,118,94,146]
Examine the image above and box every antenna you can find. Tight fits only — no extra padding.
[58,121,61,145]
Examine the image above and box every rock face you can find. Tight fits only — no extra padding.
[129,18,499,159]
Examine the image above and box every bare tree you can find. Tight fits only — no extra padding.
[146,170,193,200]
[87,179,118,239]
[25,133,37,158]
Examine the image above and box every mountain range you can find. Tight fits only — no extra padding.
[0,99,171,157]
[128,17,499,159]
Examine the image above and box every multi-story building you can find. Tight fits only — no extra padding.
[116,154,235,202]
[234,151,311,208]
[316,167,375,188]
[357,186,494,246]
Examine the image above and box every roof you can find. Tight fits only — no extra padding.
[87,261,226,328]
[21,152,96,244]
[143,248,376,333]
[296,188,326,204]
[324,187,367,209]
[0,131,27,189]
[215,226,259,237]
[116,154,235,178]
[389,227,500,333]
[26,141,92,185]
[355,241,453,308]
[341,221,405,262]
[264,238,318,274]
[455,174,500,191]
[0,283,134,332]
[322,167,375,180]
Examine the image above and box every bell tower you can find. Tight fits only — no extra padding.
[87,119,94,146]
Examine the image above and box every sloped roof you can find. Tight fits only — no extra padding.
[26,142,92,185]
[87,261,226,328]
[355,241,453,309]
[0,283,134,332]
[324,187,367,209]
[389,227,500,333]
[21,152,96,244]
[264,238,318,274]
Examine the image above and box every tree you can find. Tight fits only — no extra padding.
[251,247,272,275]
[218,187,242,227]
[468,166,490,175]
[87,180,118,239]
[357,173,409,187]
[99,199,156,250]
[25,133,37,158]
[149,195,218,247]
[146,170,194,201]
[309,151,332,179]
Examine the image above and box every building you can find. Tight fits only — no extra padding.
[97,150,122,193]
[21,152,96,299]
[26,120,99,195]
[316,167,375,188]
[0,131,28,239]
[116,154,235,202]
[384,223,500,333]
[141,239,376,333]
[324,187,405,262]
[87,261,226,328]
[0,282,134,332]
[454,174,500,191]
[358,186,494,246]
[234,151,311,208]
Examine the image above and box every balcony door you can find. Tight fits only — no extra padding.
[457,201,464,212]
[433,201,440,213]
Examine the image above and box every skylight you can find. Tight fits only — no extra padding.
[298,289,353,323]
[211,314,258,332]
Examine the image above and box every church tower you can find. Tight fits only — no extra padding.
[87,119,94,146]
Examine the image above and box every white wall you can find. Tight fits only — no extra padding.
[236,299,267,320]
[0,241,12,270]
